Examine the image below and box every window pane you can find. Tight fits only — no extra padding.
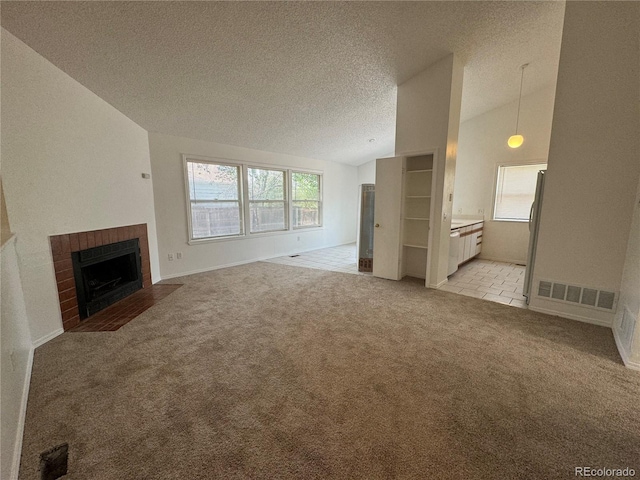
[249,201,286,232]
[494,163,546,221]
[187,160,243,239]
[293,200,320,227]
[191,201,242,238]
[247,167,286,232]
[292,172,321,227]
[292,172,320,200]
[187,162,240,201]
[248,168,285,200]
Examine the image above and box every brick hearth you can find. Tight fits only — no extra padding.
[49,224,152,331]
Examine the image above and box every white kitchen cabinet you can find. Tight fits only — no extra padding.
[373,154,436,282]
[463,226,473,260]
[452,221,484,265]
[475,229,483,255]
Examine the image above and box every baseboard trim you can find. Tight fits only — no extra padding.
[478,255,526,266]
[161,241,356,281]
[11,346,34,480]
[613,327,640,371]
[428,278,449,289]
[32,328,64,349]
[528,305,613,328]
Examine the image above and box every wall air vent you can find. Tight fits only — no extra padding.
[551,283,567,300]
[597,291,616,310]
[566,285,581,303]
[538,281,552,298]
[581,288,597,307]
[537,280,617,312]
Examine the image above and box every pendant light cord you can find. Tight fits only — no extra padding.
[514,63,528,135]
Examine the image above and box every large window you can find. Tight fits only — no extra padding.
[247,167,287,233]
[187,161,243,239]
[493,163,547,221]
[291,172,322,228]
[185,157,322,241]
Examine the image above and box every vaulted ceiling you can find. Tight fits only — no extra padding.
[1,1,565,165]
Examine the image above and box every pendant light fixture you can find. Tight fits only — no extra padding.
[508,63,529,149]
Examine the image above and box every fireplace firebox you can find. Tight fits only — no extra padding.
[72,239,143,319]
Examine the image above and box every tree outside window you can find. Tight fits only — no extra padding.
[292,172,321,228]
[247,167,287,233]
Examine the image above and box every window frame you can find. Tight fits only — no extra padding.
[246,165,289,234]
[290,170,323,230]
[492,160,547,223]
[183,155,323,244]
[184,158,245,241]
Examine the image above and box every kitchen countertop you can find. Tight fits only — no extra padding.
[450,218,484,230]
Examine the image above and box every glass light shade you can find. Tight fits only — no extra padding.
[508,134,524,148]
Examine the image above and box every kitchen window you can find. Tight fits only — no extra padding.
[185,156,322,242]
[493,162,547,222]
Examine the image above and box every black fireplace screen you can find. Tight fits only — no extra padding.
[72,239,143,319]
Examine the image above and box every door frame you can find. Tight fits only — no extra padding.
[397,148,439,287]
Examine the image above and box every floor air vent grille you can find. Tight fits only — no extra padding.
[537,280,617,311]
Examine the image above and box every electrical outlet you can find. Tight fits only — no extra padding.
[176,252,182,260]
[478,208,484,215]
[168,253,174,261]
[458,208,462,214]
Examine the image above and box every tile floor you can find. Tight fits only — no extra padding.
[266,244,526,309]
[70,284,182,332]
[264,243,369,276]
[441,259,527,308]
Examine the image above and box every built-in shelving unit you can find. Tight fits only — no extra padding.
[402,155,434,279]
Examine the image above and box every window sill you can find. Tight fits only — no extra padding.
[491,218,529,223]
[187,226,324,245]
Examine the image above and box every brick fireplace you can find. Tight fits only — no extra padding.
[50,224,152,331]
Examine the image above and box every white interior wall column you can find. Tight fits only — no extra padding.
[529,2,640,327]
[395,54,464,287]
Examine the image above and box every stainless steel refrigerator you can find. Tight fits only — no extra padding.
[523,170,546,305]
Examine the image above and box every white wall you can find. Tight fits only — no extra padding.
[614,172,640,368]
[357,159,376,186]
[1,29,161,343]
[1,238,32,480]
[530,2,640,327]
[454,85,556,264]
[395,54,464,287]
[148,132,358,279]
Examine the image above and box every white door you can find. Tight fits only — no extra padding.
[373,156,404,280]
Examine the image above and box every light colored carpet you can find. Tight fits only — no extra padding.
[19,262,640,479]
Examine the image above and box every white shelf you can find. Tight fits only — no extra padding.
[406,169,433,173]
[405,217,429,221]
[405,195,431,199]
[403,244,428,249]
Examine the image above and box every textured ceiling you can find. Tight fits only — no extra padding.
[1,1,565,165]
